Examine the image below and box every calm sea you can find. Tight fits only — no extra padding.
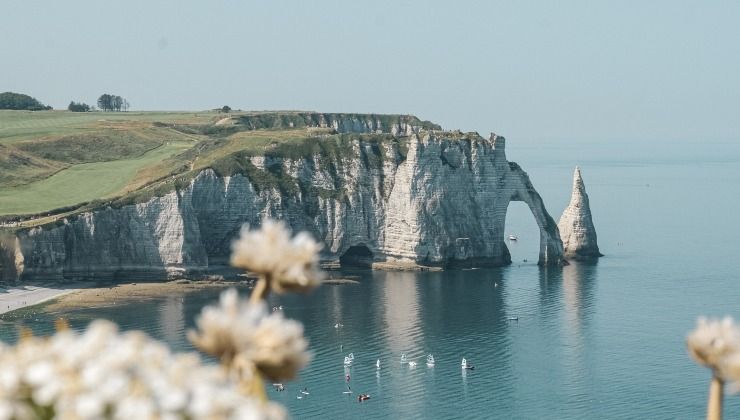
[2,137,740,419]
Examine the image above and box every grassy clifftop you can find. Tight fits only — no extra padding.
[0,110,438,222]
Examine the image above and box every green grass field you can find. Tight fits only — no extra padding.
[0,110,212,144]
[0,140,193,215]
[0,110,425,220]
[0,110,215,216]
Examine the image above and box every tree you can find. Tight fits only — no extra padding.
[0,92,52,110]
[97,93,128,111]
[97,94,112,111]
[221,105,232,113]
[67,101,90,112]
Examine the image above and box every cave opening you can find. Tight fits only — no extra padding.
[339,245,374,268]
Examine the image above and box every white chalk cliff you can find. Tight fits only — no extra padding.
[0,115,567,283]
[558,167,602,260]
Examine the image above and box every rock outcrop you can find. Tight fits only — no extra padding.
[0,118,566,283]
[558,167,602,260]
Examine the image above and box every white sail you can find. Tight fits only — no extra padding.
[461,358,467,368]
[427,354,435,367]
[376,359,381,369]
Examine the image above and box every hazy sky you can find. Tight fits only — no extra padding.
[3,1,739,141]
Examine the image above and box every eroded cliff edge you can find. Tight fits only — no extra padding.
[1,114,565,283]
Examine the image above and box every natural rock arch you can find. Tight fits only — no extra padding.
[507,182,564,266]
[490,136,565,266]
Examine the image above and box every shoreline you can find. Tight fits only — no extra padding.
[0,284,81,315]
[1,276,359,315]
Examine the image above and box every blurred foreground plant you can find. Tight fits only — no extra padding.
[230,219,323,301]
[687,317,740,420]
[0,320,285,419]
[189,219,320,402]
[0,219,322,419]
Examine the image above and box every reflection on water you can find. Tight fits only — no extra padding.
[159,295,186,346]
[0,265,613,419]
[380,272,420,355]
[0,257,737,419]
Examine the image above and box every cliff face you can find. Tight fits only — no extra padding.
[558,167,602,260]
[2,125,565,283]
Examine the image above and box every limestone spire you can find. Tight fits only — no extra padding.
[558,167,602,260]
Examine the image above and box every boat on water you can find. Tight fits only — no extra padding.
[508,234,518,241]
[426,354,435,367]
[408,361,417,368]
[376,359,381,370]
[344,353,354,366]
[400,353,407,364]
[461,358,475,370]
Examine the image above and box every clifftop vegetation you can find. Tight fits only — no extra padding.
[0,110,443,224]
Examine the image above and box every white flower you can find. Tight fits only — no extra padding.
[75,393,105,418]
[687,317,740,380]
[189,288,311,381]
[0,319,287,420]
[231,219,324,293]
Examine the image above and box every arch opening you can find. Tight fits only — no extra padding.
[339,245,374,268]
[504,201,543,265]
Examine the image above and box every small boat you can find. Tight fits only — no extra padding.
[358,394,371,402]
[426,354,435,367]
[408,361,417,368]
[301,388,310,395]
[334,323,343,328]
[508,316,519,321]
[508,234,518,241]
[461,358,475,370]
[400,353,407,364]
[344,356,353,366]
[376,359,381,370]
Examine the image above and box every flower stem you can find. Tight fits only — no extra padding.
[707,375,723,420]
[249,274,271,304]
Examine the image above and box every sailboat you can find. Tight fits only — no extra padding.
[400,353,407,364]
[376,359,381,370]
[461,357,474,370]
[426,354,435,367]
[344,353,354,366]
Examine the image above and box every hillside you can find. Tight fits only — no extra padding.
[0,110,438,222]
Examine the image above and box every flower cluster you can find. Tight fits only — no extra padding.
[188,289,310,381]
[0,320,285,420]
[688,317,740,387]
[231,220,323,294]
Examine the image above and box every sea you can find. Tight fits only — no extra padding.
[2,137,740,419]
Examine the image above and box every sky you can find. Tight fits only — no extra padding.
[2,1,739,141]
